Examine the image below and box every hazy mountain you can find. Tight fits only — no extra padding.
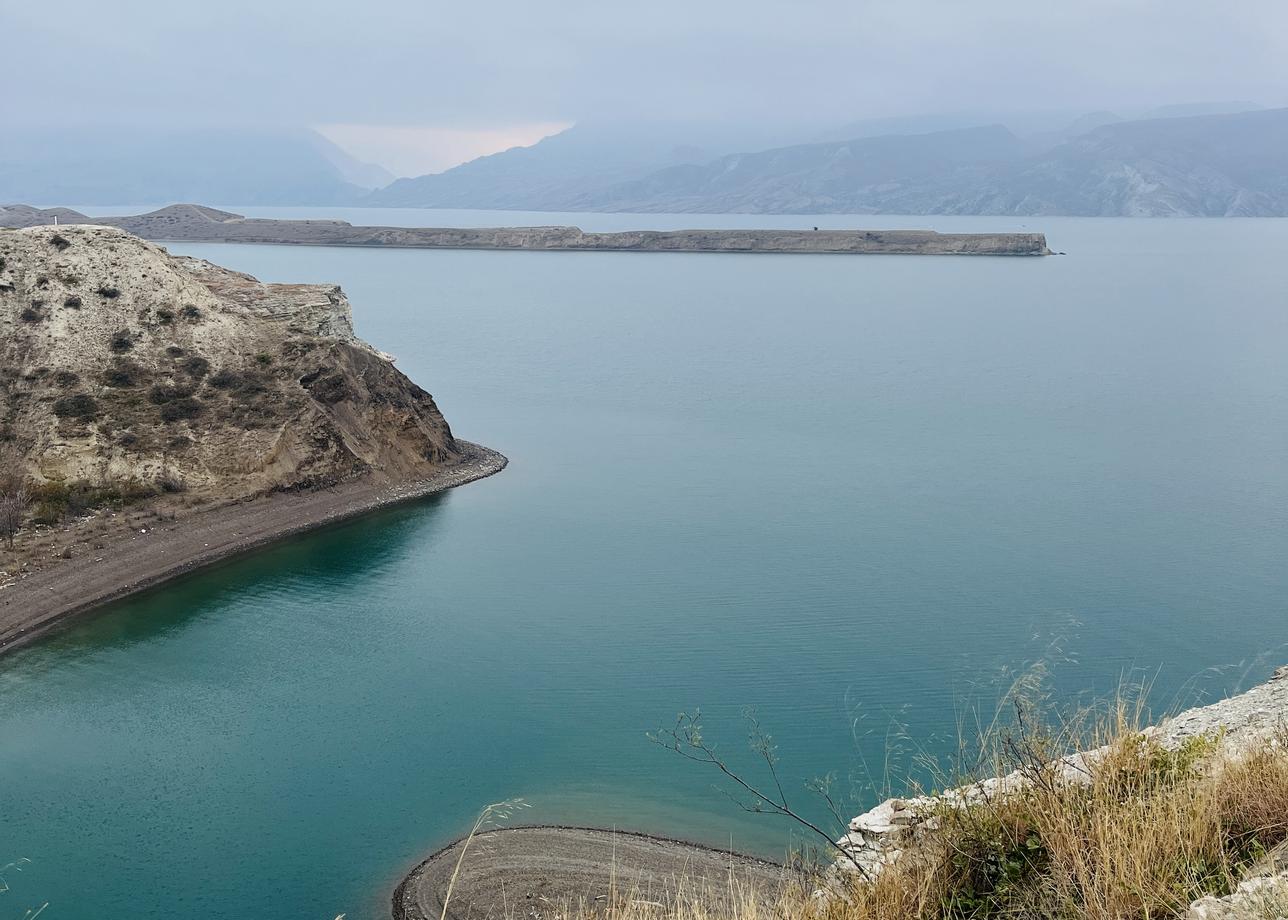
[365,121,809,210]
[812,113,1013,144]
[569,125,1025,213]
[0,127,374,206]
[578,108,1288,216]
[950,107,1288,216]
[1142,101,1263,120]
[1019,111,1125,154]
[310,134,396,189]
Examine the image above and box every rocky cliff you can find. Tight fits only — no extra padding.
[0,225,460,500]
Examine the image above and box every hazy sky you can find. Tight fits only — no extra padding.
[6,0,1286,174]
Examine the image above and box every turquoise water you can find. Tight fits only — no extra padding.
[3,213,1288,918]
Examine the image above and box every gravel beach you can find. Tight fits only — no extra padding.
[393,826,790,920]
[0,441,507,657]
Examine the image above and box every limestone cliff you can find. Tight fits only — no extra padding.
[0,225,459,499]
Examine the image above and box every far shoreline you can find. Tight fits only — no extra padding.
[0,441,507,660]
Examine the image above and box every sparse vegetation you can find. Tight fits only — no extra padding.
[155,307,175,324]
[159,398,203,422]
[102,359,143,388]
[180,304,202,321]
[52,393,98,420]
[109,329,134,352]
[28,477,162,524]
[0,445,30,549]
[49,234,71,251]
[19,306,42,323]
[182,355,210,378]
[63,294,82,309]
[646,697,1288,920]
[157,473,187,494]
[97,285,120,299]
[148,383,203,422]
[208,368,242,390]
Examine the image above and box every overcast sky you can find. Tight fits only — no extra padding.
[6,0,1286,174]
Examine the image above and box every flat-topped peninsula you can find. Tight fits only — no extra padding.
[0,204,1052,255]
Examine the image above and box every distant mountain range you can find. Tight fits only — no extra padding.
[365,121,804,210]
[571,108,1288,216]
[4,105,1286,216]
[0,127,388,206]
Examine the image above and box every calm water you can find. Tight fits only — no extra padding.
[3,212,1288,919]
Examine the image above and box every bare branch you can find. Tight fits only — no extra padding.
[650,710,870,879]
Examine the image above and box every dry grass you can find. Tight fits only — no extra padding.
[554,707,1288,920]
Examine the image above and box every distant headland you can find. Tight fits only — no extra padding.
[0,204,1052,256]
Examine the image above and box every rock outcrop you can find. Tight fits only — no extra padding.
[833,667,1288,912]
[0,225,459,499]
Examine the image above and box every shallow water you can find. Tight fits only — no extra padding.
[2,212,1287,919]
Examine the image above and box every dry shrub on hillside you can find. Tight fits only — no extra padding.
[0,444,31,549]
[604,706,1288,920]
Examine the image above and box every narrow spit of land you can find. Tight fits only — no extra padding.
[0,204,1053,256]
[392,826,789,920]
[0,443,506,658]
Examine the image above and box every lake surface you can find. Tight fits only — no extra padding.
[3,211,1288,919]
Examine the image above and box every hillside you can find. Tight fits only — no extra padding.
[963,107,1288,216]
[576,108,1288,216]
[0,224,505,651]
[0,224,461,496]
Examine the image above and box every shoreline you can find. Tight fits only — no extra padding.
[392,668,1288,919]
[0,440,507,660]
[392,825,788,920]
[1,204,1053,256]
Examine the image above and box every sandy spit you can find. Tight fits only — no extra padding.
[392,825,789,920]
[0,441,507,659]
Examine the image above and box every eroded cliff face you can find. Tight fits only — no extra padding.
[0,225,459,498]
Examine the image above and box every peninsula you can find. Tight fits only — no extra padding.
[0,204,1052,256]
[0,224,505,654]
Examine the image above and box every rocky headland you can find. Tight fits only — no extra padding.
[0,224,505,653]
[0,204,1052,256]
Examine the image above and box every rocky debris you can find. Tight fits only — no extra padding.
[0,204,1051,256]
[1158,665,1288,753]
[1187,874,1288,919]
[833,667,1288,883]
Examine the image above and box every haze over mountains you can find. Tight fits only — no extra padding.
[0,127,391,207]
[576,107,1288,216]
[5,103,1287,216]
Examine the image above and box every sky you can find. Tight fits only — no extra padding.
[4,0,1287,176]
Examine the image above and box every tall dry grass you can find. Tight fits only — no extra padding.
[557,704,1288,920]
